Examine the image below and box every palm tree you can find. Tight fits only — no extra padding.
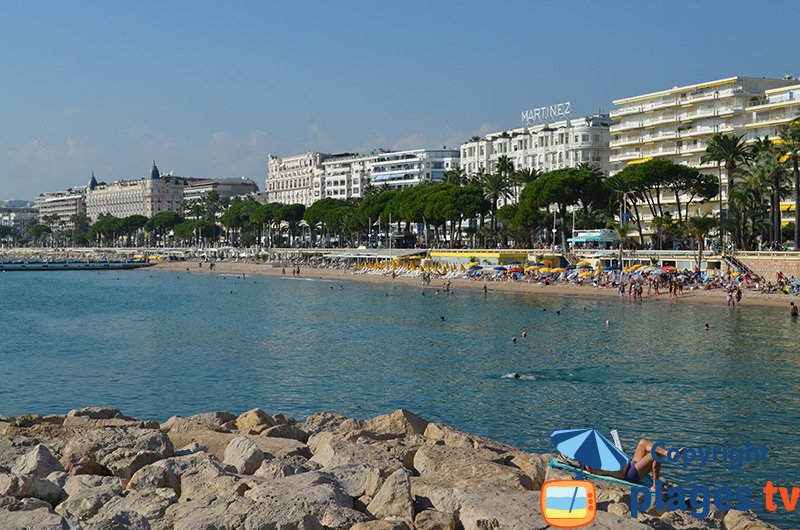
[649,214,673,250]
[512,167,540,197]
[480,172,512,235]
[685,214,718,270]
[702,133,753,245]
[779,116,800,248]
[607,221,631,268]
[748,137,790,244]
[442,168,465,186]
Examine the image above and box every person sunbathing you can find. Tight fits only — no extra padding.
[564,438,681,488]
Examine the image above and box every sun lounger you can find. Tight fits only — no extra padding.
[548,458,652,489]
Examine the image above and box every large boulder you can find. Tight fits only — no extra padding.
[310,432,405,480]
[223,436,264,475]
[363,410,429,440]
[178,455,249,502]
[0,472,63,505]
[320,505,372,530]
[722,510,780,530]
[161,412,237,434]
[165,493,322,530]
[101,448,166,482]
[244,471,353,521]
[235,408,275,434]
[414,509,456,530]
[262,424,310,443]
[66,407,131,421]
[0,435,41,473]
[167,429,309,461]
[304,412,364,435]
[413,445,534,491]
[59,426,173,476]
[79,509,153,530]
[90,487,178,528]
[367,469,414,522]
[0,496,70,530]
[324,463,384,498]
[11,443,64,477]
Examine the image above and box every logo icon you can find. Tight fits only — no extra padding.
[541,479,596,528]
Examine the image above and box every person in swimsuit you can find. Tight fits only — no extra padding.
[582,438,680,487]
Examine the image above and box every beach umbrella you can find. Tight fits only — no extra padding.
[577,264,592,269]
[576,260,592,266]
[539,267,551,273]
[604,265,621,271]
[661,265,677,271]
[578,271,594,278]
[524,265,539,272]
[469,265,483,270]
[551,428,629,472]
[628,264,642,272]
[650,269,667,276]
[508,266,524,273]
[550,267,567,273]
[494,266,507,271]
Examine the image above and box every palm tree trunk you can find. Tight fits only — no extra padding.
[698,237,703,270]
[794,156,799,249]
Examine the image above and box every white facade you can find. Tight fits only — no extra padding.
[609,76,797,227]
[313,153,376,202]
[370,149,460,190]
[266,152,328,206]
[85,164,191,221]
[183,178,260,204]
[34,189,86,230]
[460,115,613,205]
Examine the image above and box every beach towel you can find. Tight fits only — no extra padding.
[548,458,653,489]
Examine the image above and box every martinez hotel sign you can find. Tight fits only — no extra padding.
[521,101,573,126]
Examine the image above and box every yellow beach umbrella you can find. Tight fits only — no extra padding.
[551,267,567,273]
[579,271,594,277]
[576,260,592,266]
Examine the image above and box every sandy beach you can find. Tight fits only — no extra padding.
[152,260,796,311]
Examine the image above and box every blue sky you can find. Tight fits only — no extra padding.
[2,0,798,200]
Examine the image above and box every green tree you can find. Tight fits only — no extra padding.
[685,214,718,269]
[27,223,52,246]
[480,172,512,236]
[778,116,800,248]
[145,211,184,247]
[276,204,305,246]
[701,133,753,240]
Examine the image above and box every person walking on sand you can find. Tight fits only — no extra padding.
[726,288,734,307]
[483,283,488,295]
[791,302,798,317]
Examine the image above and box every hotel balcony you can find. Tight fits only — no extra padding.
[609,151,645,163]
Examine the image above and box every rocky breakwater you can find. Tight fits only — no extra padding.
[0,406,779,530]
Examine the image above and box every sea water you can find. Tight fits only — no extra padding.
[1,270,798,524]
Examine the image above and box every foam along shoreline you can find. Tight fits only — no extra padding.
[0,406,779,529]
[151,260,797,311]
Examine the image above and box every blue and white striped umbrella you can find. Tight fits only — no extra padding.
[550,428,629,471]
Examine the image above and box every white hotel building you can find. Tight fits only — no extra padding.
[34,188,87,230]
[459,114,613,205]
[609,76,796,226]
[266,152,327,206]
[85,162,191,221]
[313,153,376,202]
[370,149,460,190]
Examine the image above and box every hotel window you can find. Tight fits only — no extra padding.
[582,134,589,142]
[593,135,600,142]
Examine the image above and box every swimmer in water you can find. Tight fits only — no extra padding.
[521,331,527,338]
[440,315,445,321]
[605,319,610,326]
[704,323,709,330]
[504,373,536,380]
[511,337,517,343]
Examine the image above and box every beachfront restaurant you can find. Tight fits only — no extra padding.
[567,229,619,250]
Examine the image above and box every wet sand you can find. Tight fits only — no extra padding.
[152,260,797,311]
